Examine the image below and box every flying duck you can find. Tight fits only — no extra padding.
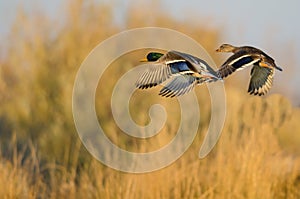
[136,51,221,97]
[216,44,283,96]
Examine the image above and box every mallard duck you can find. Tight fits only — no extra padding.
[216,44,283,96]
[135,51,221,97]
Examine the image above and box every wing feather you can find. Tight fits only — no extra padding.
[159,75,197,97]
[135,63,172,89]
[248,64,274,96]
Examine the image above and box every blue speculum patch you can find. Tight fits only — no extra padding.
[232,57,254,69]
[170,62,190,73]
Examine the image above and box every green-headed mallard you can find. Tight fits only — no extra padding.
[135,51,221,97]
[216,44,283,96]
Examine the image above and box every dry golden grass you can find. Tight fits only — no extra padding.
[0,135,46,198]
[0,1,299,198]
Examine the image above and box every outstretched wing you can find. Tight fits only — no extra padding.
[248,64,274,96]
[159,75,198,97]
[217,52,261,78]
[135,62,173,89]
[135,51,189,89]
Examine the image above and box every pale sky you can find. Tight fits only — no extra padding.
[0,0,299,103]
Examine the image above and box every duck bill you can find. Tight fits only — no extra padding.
[139,58,148,62]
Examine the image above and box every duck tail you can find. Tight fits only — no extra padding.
[275,65,283,71]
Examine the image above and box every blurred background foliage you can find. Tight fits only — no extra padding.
[0,0,299,198]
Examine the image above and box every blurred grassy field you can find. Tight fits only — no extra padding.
[0,1,299,198]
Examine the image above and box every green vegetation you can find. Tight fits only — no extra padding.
[0,1,299,198]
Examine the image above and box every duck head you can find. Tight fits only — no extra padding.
[216,44,237,53]
[140,52,164,62]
